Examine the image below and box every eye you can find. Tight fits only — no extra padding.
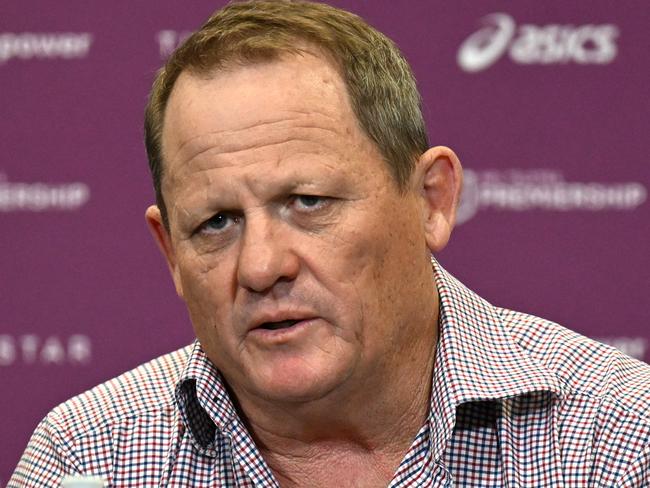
[197,212,239,235]
[292,194,327,211]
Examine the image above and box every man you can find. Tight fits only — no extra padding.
[11,1,650,486]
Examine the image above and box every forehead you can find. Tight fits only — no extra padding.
[161,49,362,174]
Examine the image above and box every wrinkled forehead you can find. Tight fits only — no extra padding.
[165,43,350,141]
[159,49,363,184]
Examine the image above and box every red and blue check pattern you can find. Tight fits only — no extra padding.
[10,261,650,486]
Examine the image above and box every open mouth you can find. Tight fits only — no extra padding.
[259,319,301,331]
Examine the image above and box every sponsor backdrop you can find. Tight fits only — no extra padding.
[1,0,648,481]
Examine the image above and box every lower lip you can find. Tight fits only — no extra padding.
[248,318,317,344]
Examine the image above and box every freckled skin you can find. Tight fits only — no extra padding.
[155,49,440,446]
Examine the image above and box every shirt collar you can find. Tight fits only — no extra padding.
[428,257,563,460]
[175,340,238,454]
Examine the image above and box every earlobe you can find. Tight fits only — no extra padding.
[416,146,463,253]
[145,205,184,298]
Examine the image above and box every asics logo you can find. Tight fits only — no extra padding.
[457,13,618,72]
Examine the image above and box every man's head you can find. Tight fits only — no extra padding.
[144,0,462,410]
[145,0,429,229]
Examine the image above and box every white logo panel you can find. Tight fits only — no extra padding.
[0,334,92,366]
[0,32,92,64]
[458,14,618,72]
[457,169,646,224]
[0,173,90,212]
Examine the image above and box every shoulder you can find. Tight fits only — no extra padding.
[498,308,650,483]
[498,308,650,419]
[498,309,650,484]
[47,344,192,441]
[10,345,193,487]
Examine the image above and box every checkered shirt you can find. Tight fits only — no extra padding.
[10,261,650,487]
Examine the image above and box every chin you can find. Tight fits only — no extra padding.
[245,355,353,404]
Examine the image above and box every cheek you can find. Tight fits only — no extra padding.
[302,200,422,317]
[317,199,426,333]
[333,198,422,277]
[176,251,237,333]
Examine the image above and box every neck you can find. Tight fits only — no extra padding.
[248,350,435,450]
[229,297,439,485]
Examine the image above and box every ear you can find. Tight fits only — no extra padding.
[413,146,463,253]
[145,205,184,298]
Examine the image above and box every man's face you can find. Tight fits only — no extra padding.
[156,50,437,405]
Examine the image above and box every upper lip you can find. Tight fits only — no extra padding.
[247,309,317,331]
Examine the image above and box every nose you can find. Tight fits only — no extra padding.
[236,213,300,293]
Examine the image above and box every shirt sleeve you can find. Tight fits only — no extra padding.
[8,414,81,488]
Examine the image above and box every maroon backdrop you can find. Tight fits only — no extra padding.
[2,1,648,483]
